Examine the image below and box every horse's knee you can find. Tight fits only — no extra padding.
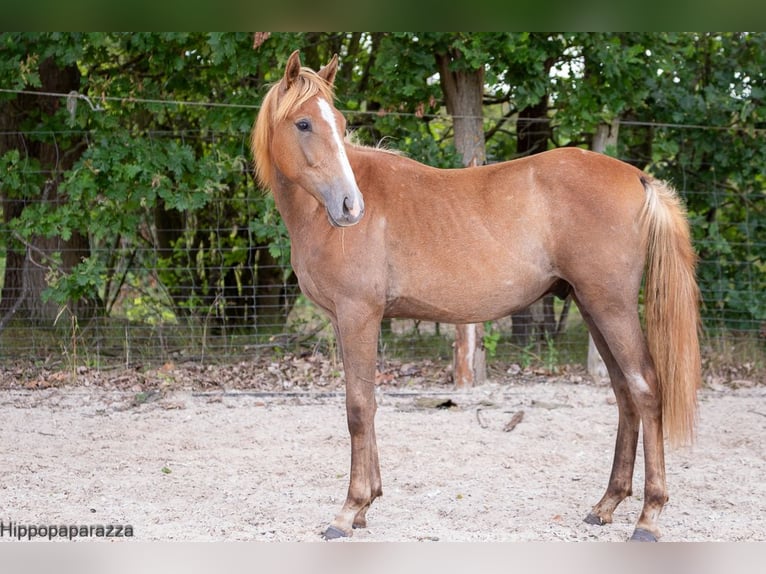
[346,404,374,435]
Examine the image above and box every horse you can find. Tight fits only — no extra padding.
[251,50,700,542]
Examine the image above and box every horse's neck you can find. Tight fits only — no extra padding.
[271,178,322,238]
[347,145,422,192]
[346,146,391,191]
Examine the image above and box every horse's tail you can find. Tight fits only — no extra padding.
[640,176,701,447]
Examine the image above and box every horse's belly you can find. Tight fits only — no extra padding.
[384,274,553,324]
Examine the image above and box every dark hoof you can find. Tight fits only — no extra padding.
[629,528,658,542]
[583,512,606,526]
[323,525,349,540]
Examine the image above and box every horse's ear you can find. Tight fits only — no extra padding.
[283,50,302,90]
[318,54,338,86]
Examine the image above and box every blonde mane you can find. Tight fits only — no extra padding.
[251,67,336,191]
[345,131,404,157]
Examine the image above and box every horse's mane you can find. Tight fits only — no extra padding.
[251,66,335,190]
[252,68,408,191]
[346,131,404,157]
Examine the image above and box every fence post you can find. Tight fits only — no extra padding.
[453,156,487,388]
[587,120,620,381]
[454,323,486,388]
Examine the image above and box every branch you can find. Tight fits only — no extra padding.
[485,107,517,142]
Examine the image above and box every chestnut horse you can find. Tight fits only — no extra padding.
[252,51,700,542]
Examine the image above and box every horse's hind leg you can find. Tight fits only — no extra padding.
[575,294,667,541]
[577,299,641,527]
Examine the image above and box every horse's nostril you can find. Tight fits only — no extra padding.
[343,195,362,219]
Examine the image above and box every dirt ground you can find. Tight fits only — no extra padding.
[0,359,764,543]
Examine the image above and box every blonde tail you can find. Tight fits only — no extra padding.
[640,176,701,447]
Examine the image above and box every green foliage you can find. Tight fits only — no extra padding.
[43,255,105,307]
[638,33,766,329]
[1,32,764,349]
[248,194,291,265]
[482,322,501,359]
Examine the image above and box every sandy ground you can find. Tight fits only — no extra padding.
[0,376,764,543]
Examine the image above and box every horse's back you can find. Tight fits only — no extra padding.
[491,147,647,205]
[364,146,650,322]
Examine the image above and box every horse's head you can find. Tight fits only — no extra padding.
[253,50,365,227]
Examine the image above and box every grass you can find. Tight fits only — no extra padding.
[701,332,766,382]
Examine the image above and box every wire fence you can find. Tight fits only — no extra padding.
[1,120,764,380]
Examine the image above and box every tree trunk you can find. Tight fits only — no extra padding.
[0,57,92,325]
[436,52,486,388]
[153,199,191,317]
[437,54,486,168]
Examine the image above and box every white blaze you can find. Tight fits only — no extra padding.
[316,98,361,215]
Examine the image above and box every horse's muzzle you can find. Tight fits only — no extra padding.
[327,191,365,227]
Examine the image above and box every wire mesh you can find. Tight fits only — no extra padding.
[1,123,764,378]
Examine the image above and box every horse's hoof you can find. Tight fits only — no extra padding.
[323,525,349,540]
[629,528,658,542]
[583,512,606,526]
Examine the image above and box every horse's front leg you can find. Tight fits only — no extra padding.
[324,307,382,539]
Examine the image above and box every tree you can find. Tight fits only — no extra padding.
[642,33,766,331]
[0,34,91,324]
[1,33,306,338]
[1,32,763,365]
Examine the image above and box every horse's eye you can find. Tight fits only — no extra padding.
[296,119,312,132]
